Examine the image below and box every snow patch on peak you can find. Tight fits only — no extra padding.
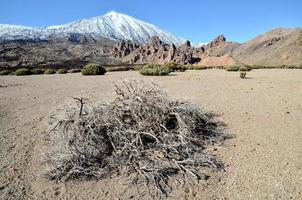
[104,11,120,16]
[0,12,186,46]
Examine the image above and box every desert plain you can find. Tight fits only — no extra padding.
[0,69,302,200]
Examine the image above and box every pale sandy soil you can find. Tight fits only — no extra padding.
[0,69,301,200]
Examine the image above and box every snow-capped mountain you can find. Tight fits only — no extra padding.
[0,11,185,46]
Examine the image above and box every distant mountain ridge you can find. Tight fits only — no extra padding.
[0,11,301,68]
[0,11,185,46]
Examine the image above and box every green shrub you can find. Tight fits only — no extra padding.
[0,70,11,75]
[250,64,261,69]
[44,69,56,74]
[82,64,106,75]
[133,65,143,71]
[193,65,207,70]
[165,62,186,72]
[287,65,298,69]
[31,68,45,74]
[225,65,240,71]
[15,68,31,76]
[240,72,247,79]
[239,66,248,71]
[57,69,68,74]
[68,69,81,73]
[243,64,253,71]
[139,63,171,76]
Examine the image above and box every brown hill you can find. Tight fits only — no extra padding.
[231,28,302,66]
[196,54,238,67]
[0,28,301,69]
[0,35,121,69]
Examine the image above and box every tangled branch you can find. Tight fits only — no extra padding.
[45,80,227,198]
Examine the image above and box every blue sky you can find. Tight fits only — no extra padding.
[0,0,301,43]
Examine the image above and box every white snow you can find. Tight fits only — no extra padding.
[192,42,208,47]
[0,11,185,46]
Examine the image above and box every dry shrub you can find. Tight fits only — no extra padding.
[139,63,171,76]
[164,62,186,72]
[225,65,240,71]
[45,81,226,197]
[0,70,11,75]
[31,68,45,75]
[15,68,32,76]
[57,69,68,74]
[44,69,56,74]
[82,64,106,75]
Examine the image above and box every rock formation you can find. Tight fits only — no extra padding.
[113,34,238,65]
[1,28,301,69]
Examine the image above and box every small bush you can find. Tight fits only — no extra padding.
[133,65,144,71]
[44,69,56,74]
[0,70,11,75]
[68,69,81,73]
[287,65,298,69]
[240,72,247,79]
[251,64,262,69]
[82,64,106,75]
[239,66,248,71]
[225,65,240,71]
[193,65,207,70]
[15,68,31,76]
[164,62,186,72]
[57,69,68,74]
[139,63,171,76]
[31,69,45,75]
[242,64,253,71]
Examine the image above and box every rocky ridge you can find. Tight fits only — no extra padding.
[0,28,301,68]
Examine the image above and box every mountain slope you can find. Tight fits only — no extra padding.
[0,11,185,46]
[231,28,302,66]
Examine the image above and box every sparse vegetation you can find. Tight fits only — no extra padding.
[133,65,144,71]
[139,63,171,76]
[44,69,56,74]
[240,72,247,79]
[15,68,32,76]
[193,65,207,70]
[105,66,130,72]
[31,68,45,75]
[287,65,296,69]
[0,70,11,75]
[57,69,68,74]
[250,64,302,69]
[82,64,106,75]
[239,66,248,71]
[225,64,252,71]
[68,69,81,73]
[225,65,240,71]
[46,81,226,197]
[164,62,186,72]
[243,64,253,71]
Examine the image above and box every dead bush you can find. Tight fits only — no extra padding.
[45,81,226,197]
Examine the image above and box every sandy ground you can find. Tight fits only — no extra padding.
[0,69,302,200]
